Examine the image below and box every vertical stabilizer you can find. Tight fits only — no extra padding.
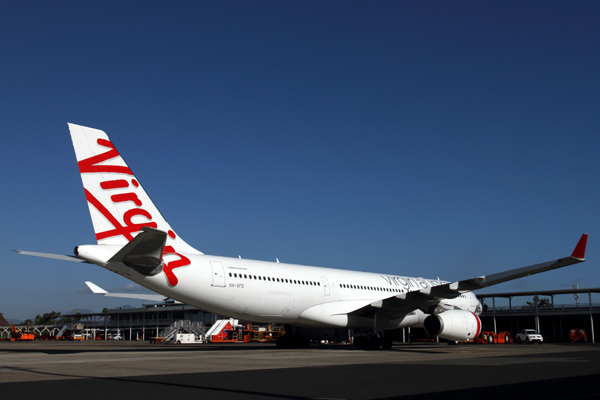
[68,123,201,256]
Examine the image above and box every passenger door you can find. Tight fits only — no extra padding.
[321,276,330,296]
[210,261,226,287]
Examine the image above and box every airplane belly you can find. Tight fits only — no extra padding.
[258,290,292,317]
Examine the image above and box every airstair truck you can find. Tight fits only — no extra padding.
[56,323,85,340]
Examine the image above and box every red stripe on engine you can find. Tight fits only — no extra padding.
[472,312,482,337]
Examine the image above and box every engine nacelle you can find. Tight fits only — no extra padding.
[423,310,481,341]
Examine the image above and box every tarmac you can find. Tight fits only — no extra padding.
[1,340,599,399]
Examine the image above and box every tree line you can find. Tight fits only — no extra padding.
[19,310,86,326]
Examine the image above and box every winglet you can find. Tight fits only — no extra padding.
[571,233,588,260]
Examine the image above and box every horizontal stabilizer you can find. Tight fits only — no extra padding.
[85,281,170,302]
[13,250,89,263]
[85,281,108,294]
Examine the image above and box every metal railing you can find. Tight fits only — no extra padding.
[482,303,600,314]
[157,320,207,341]
[54,318,179,328]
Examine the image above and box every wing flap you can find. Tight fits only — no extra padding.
[347,295,422,318]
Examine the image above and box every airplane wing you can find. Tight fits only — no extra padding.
[424,233,587,296]
[85,281,174,302]
[12,250,90,263]
[351,233,588,317]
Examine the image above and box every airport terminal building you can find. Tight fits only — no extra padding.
[2,287,598,343]
[477,287,599,343]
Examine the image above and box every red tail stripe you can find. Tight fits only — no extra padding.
[163,245,191,287]
[85,189,135,242]
[101,180,129,189]
[78,139,133,175]
[111,193,143,207]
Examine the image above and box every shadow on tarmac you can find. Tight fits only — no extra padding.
[1,363,599,400]
[0,341,451,355]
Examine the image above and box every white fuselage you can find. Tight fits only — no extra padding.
[99,252,480,330]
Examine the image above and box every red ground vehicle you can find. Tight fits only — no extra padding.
[570,329,589,343]
[474,331,496,344]
[9,323,35,341]
[472,331,512,344]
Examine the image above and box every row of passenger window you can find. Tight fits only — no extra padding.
[229,272,321,287]
[340,283,401,293]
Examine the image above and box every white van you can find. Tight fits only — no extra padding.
[174,333,197,343]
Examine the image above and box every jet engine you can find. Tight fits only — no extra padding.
[423,310,481,341]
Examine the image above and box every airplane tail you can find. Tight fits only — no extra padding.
[68,123,201,255]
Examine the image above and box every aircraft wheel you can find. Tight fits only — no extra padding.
[367,335,381,350]
[276,335,288,349]
[299,335,310,349]
[381,336,393,350]
[354,335,368,350]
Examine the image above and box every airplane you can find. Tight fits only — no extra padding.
[15,123,588,349]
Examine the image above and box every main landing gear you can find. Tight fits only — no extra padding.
[352,311,395,350]
[353,333,393,350]
[275,334,310,349]
[275,325,310,349]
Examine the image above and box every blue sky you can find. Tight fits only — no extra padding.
[2,1,599,321]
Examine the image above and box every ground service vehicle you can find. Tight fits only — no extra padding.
[570,328,589,343]
[516,329,543,344]
[9,324,35,341]
[174,333,196,343]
